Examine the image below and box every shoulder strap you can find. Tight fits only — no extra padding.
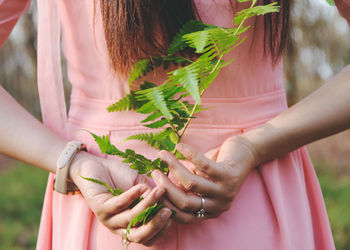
[37,0,67,136]
[36,1,67,249]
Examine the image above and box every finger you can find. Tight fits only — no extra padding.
[152,170,218,213]
[106,187,165,228]
[95,184,149,220]
[176,143,224,180]
[159,151,221,196]
[162,199,199,224]
[144,219,173,246]
[116,208,172,245]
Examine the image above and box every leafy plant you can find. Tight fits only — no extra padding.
[82,0,279,244]
[325,0,335,6]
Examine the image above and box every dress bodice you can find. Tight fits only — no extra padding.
[59,0,284,102]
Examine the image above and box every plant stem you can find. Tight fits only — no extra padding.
[175,0,258,146]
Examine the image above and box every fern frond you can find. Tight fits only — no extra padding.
[89,132,126,157]
[80,176,124,196]
[325,0,335,5]
[168,20,211,56]
[128,59,154,84]
[124,128,176,151]
[137,87,173,119]
[136,102,158,114]
[141,112,162,123]
[144,118,169,128]
[127,203,163,234]
[107,93,138,112]
[128,57,191,84]
[169,64,201,103]
[233,3,280,25]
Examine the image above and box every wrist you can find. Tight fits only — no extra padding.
[230,133,262,169]
[68,150,92,184]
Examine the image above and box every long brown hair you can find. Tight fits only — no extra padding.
[98,0,290,77]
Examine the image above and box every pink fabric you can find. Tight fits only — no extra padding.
[2,0,350,249]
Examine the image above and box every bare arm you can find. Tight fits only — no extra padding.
[243,64,350,165]
[0,86,66,172]
[0,85,173,245]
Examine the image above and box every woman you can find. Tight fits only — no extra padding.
[0,0,349,249]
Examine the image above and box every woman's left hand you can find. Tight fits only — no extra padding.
[151,135,260,224]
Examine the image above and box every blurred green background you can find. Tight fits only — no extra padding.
[1,0,350,249]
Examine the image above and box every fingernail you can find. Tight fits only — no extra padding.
[155,188,165,199]
[161,209,171,220]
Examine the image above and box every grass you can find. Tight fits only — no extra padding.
[315,161,350,250]
[0,160,349,249]
[0,162,48,250]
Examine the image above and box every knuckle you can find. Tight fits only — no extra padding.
[210,212,220,218]
[179,199,193,211]
[133,236,143,244]
[110,228,120,235]
[224,169,238,181]
[94,208,108,221]
[151,220,163,233]
[186,150,197,161]
[144,241,153,247]
[222,190,235,201]
[197,161,210,172]
[183,179,197,191]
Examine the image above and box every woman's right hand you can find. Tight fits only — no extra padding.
[68,151,173,246]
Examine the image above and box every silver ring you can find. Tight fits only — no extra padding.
[196,195,205,218]
[121,229,130,247]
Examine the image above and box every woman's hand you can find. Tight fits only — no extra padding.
[152,135,259,224]
[68,151,173,246]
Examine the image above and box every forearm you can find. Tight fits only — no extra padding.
[243,64,350,164]
[0,86,67,173]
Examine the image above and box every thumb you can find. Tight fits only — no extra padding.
[204,147,220,161]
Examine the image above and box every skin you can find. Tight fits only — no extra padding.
[152,64,350,223]
[0,86,172,246]
[1,64,349,241]
[1,54,349,245]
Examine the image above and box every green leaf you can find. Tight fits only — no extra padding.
[186,30,210,53]
[137,102,158,114]
[123,128,175,151]
[167,20,211,55]
[107,81,157,112]
[129,197,143,209]
[144,118,169,128]
[129,59,154,84]
[170,65,201,103]
[129,57,191,84]
[107,92,144,112]
[325,0,335,5]
[89,132,126,157]
[127,203,163,234]
[174,150,186,160]
[233,3,280,25]
[141,112,163,123]
[140,81,157,90]
[137,87,173,119]
[80,176,123,196]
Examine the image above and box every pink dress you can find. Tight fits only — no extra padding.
[1,0,350,249]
